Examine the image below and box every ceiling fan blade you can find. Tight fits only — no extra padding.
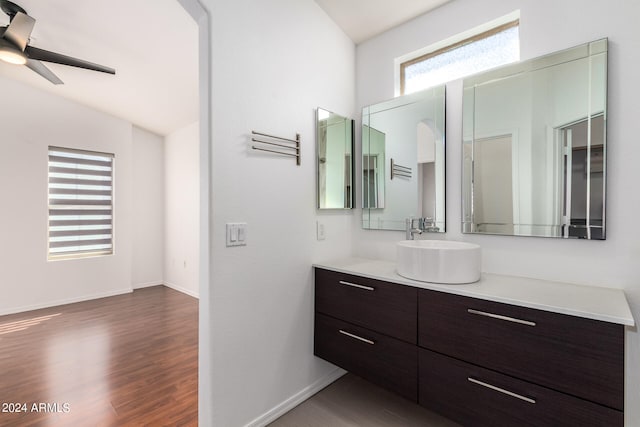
[26,59,63,85]
[25,45,116,75]
[3,11,34,51]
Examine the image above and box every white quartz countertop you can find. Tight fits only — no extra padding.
[313,257,635,326]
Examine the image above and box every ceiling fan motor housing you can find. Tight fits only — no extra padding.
[0,0,116,84]
[1,0,28,20]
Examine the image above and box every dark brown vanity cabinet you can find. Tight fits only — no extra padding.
[313,267,626,426]
[419,348,623,427]
[314,268,418,401]
[418,289,624,426]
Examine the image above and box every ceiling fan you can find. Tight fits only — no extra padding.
[0,0,115,84]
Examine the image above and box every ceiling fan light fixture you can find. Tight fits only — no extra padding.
[0,39,27,65]
[0,1,115,83]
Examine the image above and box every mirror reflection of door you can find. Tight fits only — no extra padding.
[344,154,352,207]
[473,134,514,234]
[560,115,604,239]
[363,155,379,209]
[362,125,386,209]
[417,121,436,222]
[318,130,328,206]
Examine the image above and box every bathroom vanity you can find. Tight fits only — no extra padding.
[313,258,634,426]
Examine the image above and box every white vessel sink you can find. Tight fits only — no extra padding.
[396,240,481,284]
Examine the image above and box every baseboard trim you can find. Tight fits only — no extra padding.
[133,281,164,290]
[244,368,347,427]
[163,281,199,299]
[0,288,133,317]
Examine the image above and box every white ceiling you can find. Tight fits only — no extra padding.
[0,1,449,136]
[314,0,452,44]
[0,0,198,136]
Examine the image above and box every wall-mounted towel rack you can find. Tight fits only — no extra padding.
[391,158,412,180]
[251,131,301,166]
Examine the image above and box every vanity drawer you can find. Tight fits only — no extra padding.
[315,268,417,343]
[418,289,624,410]
[419,348,623,427]
[314,313,417,401]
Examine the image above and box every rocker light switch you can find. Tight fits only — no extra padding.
[316,221,326,241]
[226,223,247,247]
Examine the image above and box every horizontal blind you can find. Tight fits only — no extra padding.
[48,146,114,259]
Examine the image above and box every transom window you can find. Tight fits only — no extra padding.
[48,147,114,260]
[400,20,520,95]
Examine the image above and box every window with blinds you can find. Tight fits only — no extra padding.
[48,147,114,260]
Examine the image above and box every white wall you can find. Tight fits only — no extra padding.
[0,76,134,315]
[355,0,640,424]
[199,0,355,425]
[0,76,167,315]
[164,121,200,298]
[132,126,165,289]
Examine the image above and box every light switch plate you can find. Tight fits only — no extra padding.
[316,221,326,241]
[226,223,247,247]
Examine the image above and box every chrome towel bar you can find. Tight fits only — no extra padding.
[251,130,300,165]
[391,158,412,179]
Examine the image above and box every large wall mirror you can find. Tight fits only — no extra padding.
[462,39,607,239]
[362,86,446,231]
[317,108,354,209]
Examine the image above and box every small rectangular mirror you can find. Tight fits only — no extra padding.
[462,39,607,239]
[317,108,354,209]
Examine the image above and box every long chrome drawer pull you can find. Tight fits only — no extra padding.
[339,280,375,291]
[339,330,375,345]
[468,377,536,404]
[467,308,536,327]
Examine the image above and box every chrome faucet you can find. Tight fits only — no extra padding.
[406,217,440,239]
[422,217,440,233]
[406,218,423,240]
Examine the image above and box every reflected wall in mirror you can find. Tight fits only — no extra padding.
[362,85,446,231]
[462,39,607,239]
[317,108,354,209]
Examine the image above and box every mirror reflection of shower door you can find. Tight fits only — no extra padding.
[473,135,514,234]
[561,115,605,239]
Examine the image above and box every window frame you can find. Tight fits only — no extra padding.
[47,146,115,261]
[399,19,519,95]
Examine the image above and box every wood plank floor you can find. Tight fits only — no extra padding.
[0,286,198,427]
[269,374,461,427]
